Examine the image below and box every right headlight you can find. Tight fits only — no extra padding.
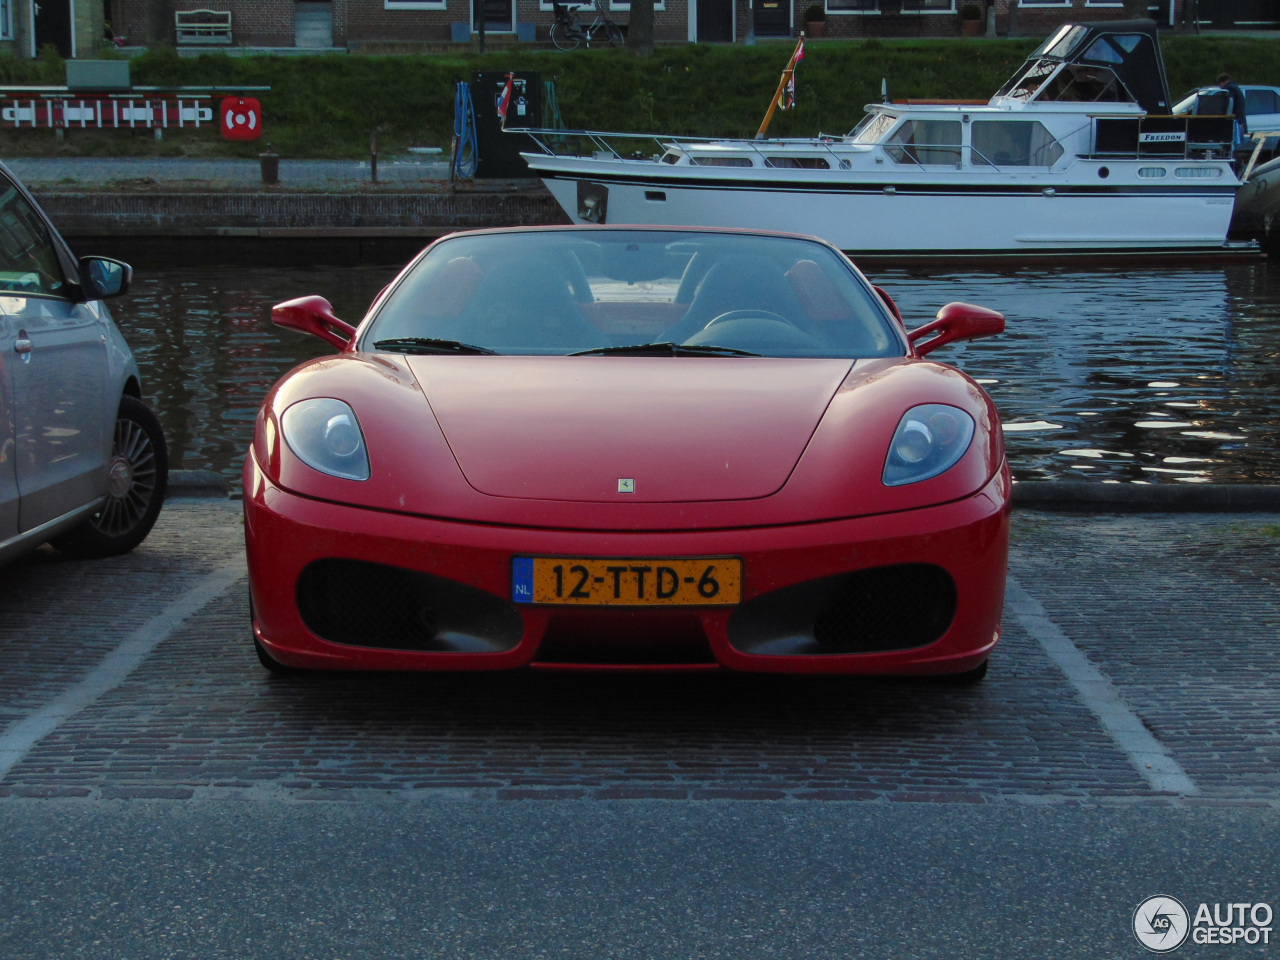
[280,398,370,481]
[882,404,976,487]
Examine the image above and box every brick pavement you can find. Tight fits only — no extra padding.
[0,501,243,728]
[1,500,1277,805]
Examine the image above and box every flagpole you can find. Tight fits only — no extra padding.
[755,36,805,140]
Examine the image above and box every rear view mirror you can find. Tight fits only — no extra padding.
[272,295,357,350]
[907,302,1004,356]
[79,256,132,300]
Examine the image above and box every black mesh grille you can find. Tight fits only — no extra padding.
[812,564,956,652]
[727,562,958,656]
[296,559,522,653]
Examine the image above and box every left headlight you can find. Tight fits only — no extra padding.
[281,398,370,481]
[882,404,975,487]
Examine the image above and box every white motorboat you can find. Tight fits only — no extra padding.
[521,21,1248,260]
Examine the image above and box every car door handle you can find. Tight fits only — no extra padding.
[14,338,32,354]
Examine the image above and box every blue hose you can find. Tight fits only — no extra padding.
[453,81,478,179]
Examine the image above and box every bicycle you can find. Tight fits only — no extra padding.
[550,0,623,50]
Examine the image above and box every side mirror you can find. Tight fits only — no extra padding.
[79,256,132,300]
[272,295,357,350]
[907,302,1004,357]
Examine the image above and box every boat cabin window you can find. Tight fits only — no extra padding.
[689,156,755,167]
[766,156,831,169]
[660,151,682,164]
[848,112,898,144]
[886,120,961,165]
[1081,33,1144,65]
[971,120,1064,167]
[1036,64,1130,104]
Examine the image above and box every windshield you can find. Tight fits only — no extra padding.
[363,230,903,359]
[1032,24,1088,60]
[995,60,1060,103]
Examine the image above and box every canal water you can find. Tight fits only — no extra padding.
[111,258,1280,490]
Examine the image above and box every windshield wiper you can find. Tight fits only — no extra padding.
[372,337,496,356]
[569,342,760,358]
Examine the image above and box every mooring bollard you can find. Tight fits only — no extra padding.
[259,146,280,185]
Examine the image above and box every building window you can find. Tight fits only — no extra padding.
[540,0,662,11]
[900,0,956,11]
[1017,0,1070,6]
[826,0,879,12]
[385,0,447,10]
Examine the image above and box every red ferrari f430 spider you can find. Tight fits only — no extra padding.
[244,226,1008,678]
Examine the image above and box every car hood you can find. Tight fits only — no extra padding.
[256,353,1003,530]
[407,356,854,503]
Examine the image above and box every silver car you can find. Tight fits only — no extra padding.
[1174,85,1280,149]
[0,160,166,564]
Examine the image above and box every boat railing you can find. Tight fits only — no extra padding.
[521,128,863,169]
[1091,115,1234,161]
[523,128,674,162]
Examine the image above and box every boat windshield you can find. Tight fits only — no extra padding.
[364,229,904,359]
[1033,24,1089,60]
[995,59,1130,105]
[1036,64,1130,104]
[848,112,898,143]
[995,60,1060,103]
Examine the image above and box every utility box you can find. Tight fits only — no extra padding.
[451,22,471,42]
[66,60,131,90]
[472,71,541,179]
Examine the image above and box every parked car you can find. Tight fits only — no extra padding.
[245,225,1009,679]
[1173,84,1280,150]
[0,161,167,565]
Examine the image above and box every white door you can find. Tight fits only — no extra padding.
[0,180,108,532]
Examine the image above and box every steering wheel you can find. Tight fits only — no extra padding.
[703,309,797,329]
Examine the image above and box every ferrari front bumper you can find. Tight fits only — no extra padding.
[244,453,1010,674]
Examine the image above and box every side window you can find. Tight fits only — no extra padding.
[0,184,66,297]
[886,120,962,165]
[1246,89,1278,116]
[972,121,1065,167]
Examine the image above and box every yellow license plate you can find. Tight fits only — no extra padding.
[512,557,742,606]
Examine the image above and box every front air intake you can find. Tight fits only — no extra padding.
[296,559,523,653]
[811,564,956,652]
[727,563,957,656]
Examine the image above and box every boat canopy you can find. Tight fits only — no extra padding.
[994,20,1171,115]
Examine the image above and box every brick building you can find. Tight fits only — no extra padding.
[0,0,1272,57]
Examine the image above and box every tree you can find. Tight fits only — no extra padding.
[627,0,655,55]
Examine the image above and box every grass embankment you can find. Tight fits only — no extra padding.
[1,36,1278,159]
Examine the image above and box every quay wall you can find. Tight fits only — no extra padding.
[31,185,569,239]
